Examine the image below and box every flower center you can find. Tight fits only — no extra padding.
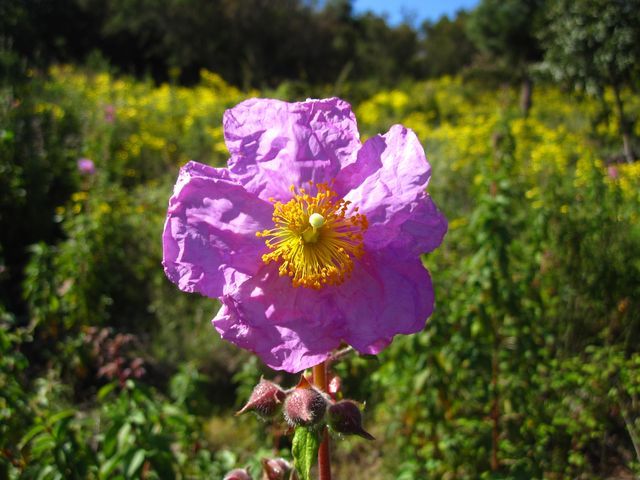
[256,182,368,289]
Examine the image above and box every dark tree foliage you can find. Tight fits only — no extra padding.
[540,0,640,162]
[0,87,81,318]
[0,0,426,88]
[0,0,103,66]
[466,0,544,67]
[417,12,478,79]
[349,13,419,84]
[90,0,327,86]
[466,0,546,115]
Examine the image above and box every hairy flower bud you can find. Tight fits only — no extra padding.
[283,386,328,427]
[236,378,286,418]
[261,457,297,480]
[327,400,374,440]
[223,468,253,480]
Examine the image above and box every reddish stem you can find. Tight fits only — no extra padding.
[312,362,332,480]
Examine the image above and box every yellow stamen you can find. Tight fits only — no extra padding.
[256,182,368,289]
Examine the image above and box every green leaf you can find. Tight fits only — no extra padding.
[36,465,55,480]
[46,409,75,427]
[30,434,55,457]
[103,424,119,456]
[162,404,183,417]
[19,424,45,450]
[128,410,145,425]
[99,453,122,479]
[126,449,146,478]
[117,423,132,450]
[97,382,117,401]
[292,427,321,480]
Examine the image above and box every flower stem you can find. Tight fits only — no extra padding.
[312,362,332,480]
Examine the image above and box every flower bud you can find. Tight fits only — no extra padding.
[261,457,297,480]
[224,468,253,480]
[236,378,286,418]
[327,400,374,440]
[283,386,328,427]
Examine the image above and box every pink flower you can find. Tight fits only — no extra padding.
[77,158,96,175]
[104,104,116,123]
[162,98,447,372]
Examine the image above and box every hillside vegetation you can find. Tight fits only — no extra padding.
[1,65,639,478]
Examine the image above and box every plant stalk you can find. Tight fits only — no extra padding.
[312,362,332,480]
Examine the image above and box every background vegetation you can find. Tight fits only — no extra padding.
[1,0,639,478]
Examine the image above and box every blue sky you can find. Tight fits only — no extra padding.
[352,0,479,25]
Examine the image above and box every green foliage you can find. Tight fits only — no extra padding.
[14,378,239,479]
[0,81,81,316]
[1,59,640,478]
[467,0,545,70]
[541,0,640,94]
[19,408,94,479]
[2,0,433,88]
[418,12,478,79]
[364,91,640,477]
[540,0,640,160]
[0,314,31,477]
[292,427,321,480]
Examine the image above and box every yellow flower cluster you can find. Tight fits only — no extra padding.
[354,78,640,200]
[357,90,410,127]
[34,68,639,214]
[615,162,640,200]
[45,66,249,170]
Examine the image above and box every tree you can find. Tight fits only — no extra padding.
[418,12,478,79]
[347,12,419,86]
[541,0,640,162]
[466,0,545,116]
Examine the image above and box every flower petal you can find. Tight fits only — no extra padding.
[332,250,434,355]
[162,161,272,298]
[384,194,448,256]
[213,303,338,373]
[212,265,342,372]
[341,125,445,257]
[211,250,434,372]
[333,134,385,196]
[223,97,360,201]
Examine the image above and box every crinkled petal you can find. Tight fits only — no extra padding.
[212,264,342,372]
[162,161,273,298]
[223,97,360,201]
[340,125,446,257]
[332,250,434,355]
[384,194,448,256]
[213,303,338,373]
[211,251,434,372]
[333,133,385,196]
